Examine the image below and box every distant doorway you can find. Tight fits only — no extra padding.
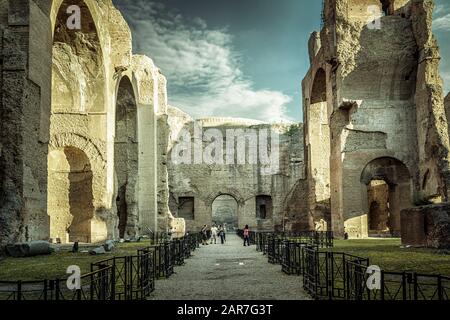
[212,195,238,228]
[368,179,390,233]
[361,157,412,237]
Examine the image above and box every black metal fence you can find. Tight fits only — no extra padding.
[345,261,450,301]
[91,251,154,300]
[0,266,115,301]
[253,231,333,254]
[0,233,201,301]
[264,238,450,301]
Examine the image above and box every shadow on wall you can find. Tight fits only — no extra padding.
[48,147,94,244]
[66,147,94,243]
[114,76,138,240]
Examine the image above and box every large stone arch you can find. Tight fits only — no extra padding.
[205,189,246,229]
[360,156,412,237]
[212,195,239,229]
[205,189,246,208]
[51,0,106,113]
[49,132,106,201]
[48,146,94,243]
[48,132,109,243]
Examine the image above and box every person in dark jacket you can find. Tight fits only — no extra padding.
[218,225,226,245]
[201,225,209,245]
[243,225,251,247]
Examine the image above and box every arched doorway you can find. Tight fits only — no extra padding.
[48,147,94,243]
[115,76,138,239]
[361,157,412,237]
[212,195,238,229]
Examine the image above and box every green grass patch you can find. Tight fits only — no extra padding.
[0,242,150,281]
[333,239,450,276]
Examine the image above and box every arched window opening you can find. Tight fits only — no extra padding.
[256,195,273,220]
[115,76,138,239]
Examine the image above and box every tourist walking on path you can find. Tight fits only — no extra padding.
[210,225,218,244]
[243,225,251,247]
[223,223,227,243]
[218,225,226,245]
[201,225,209,245]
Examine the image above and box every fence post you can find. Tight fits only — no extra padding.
[43,279,48,301]
[327,252,332,300]
[402,272,407,300]
[56,279,60,301]
[17,280,22,301]
[345,263,349,300]
[413,273,418,301]
[111,265,116,301]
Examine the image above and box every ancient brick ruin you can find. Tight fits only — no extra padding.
[304,0,450,243]
[0,0,167,247]
[1,0,450,250]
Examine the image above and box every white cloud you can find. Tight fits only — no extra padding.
[114,0,293,123]
[442,71,450,95]
[434,13,450,31]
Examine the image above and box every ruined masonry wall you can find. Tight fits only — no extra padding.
[166,107,308,232]
[0,0,169,248]
[304,0,450,238]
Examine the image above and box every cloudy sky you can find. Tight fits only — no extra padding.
[113,0,450,123]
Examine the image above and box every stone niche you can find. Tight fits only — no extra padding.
[401,204,450,249]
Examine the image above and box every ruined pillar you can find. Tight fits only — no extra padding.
[411,0,450,203]
[0,0,52,249]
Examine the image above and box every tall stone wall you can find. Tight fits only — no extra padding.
[446,93,450,143]
[0,0,52,249]
[0,0,169,248]
[166,107,308,232]
[304,0,450,238]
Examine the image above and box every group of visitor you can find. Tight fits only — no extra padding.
[200,224,252,247]
[200,224,227,245]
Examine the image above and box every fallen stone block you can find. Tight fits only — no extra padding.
[401,204,450,249]
[103,240,115,252]
[89,246,106,255]
[6,241,53,258]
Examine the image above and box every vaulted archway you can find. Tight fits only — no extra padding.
[52,0,106,113]
[212,195,239,229]
[361,157,412,237]
[114,76,139,239]
[48,147,94,243]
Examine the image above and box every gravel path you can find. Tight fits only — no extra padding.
[149,234,310,300]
